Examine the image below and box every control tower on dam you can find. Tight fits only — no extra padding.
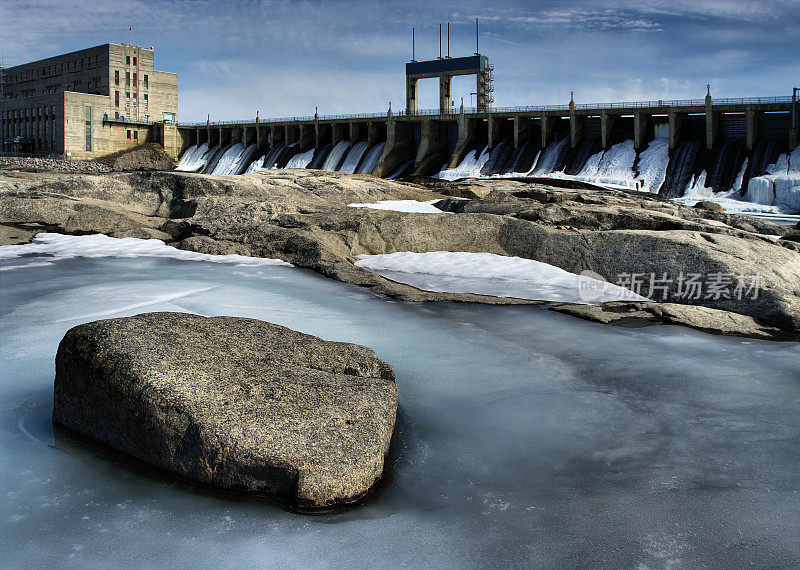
[176,94,799,179]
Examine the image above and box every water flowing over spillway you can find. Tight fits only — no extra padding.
[661,140,701,197]
[531,136,571,176]
[322,141,351,171]
[171,123,796,213]
[244,154,265,173]
[285,148,315,169]
[231,144,261,175]
[338,141,369,174]
[434,147,490,180]
[356,142,385,175]
[636,138,670,193]
[209,143,245,175]
[480,139,514,176]
[200,144,230,174]
[307,143,332,170]
[175,143,210,172]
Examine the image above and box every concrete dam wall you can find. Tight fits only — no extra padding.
[174,95,799,208]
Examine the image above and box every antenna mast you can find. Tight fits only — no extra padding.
[447,22,450,58]
[412,27,415,61]
[439,23,442,59]
[475,18,479,55]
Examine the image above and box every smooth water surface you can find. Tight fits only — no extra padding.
[1,255,799,567]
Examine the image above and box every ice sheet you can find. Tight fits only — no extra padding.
[0,233,292,268]
[1,249,799,567]
[347,200,449,214]
[355,251,649,303]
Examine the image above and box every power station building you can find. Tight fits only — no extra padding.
[0,43,178,158]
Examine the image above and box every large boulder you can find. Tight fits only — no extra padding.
[53,312,397,510]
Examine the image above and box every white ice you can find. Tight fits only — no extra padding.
[744,146,800,213]
[347,200,449,214]
[0,233,291,269]
[355,251,649,303]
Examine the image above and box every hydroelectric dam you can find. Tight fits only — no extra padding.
[170,46,798,210]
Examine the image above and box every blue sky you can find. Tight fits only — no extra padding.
[2,0,798,121]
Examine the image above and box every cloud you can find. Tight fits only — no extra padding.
[2,0,798,120]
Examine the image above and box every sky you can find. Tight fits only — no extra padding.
[2,0,799,122]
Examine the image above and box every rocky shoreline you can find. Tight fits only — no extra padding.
[1,166,799,340]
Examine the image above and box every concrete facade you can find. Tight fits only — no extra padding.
[1,43,177,158]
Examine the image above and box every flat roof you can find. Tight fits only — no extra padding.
[406,55,489,77]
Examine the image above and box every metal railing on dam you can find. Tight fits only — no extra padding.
[177,95,796,127]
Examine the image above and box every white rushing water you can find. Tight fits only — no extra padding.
[338,141,370,174]
[2,235,799,567]
[322,141,351,171]
[209,143,245,175]
[357,142,385,175]
[231,144,261,175]
[531,137,570,175]
[636,138,670,193]
[175,143,210,172]
[434,147,490,180]
[244,155,265,173]
[285,148,315,169]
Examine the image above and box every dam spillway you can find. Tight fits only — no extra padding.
[174,95,800,212]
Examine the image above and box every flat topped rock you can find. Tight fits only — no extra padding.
[53,312,397,510]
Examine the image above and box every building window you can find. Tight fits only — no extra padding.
[132,113,137,121]
[115,90,119,106]
[133,57,137,66]
[115,111,119,119]
[143,94,148,109]
[132,93,137,108]
[133,130,138,140]
[126,92,130,107]
[126,56,130,65]
[126,71,130,86]
[115,70,119,85]
[133,73,137,87]
[84,106,92,151]
[126,112,130,121]
[127,130,131,139]
[143,75,148,88]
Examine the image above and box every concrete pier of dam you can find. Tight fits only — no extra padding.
[175,95,799,177]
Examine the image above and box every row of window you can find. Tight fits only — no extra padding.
[1,107,57,120]
[114,70,148,88]
[4,55,102,84]
[113,111,149,121]
[126,56,138,66]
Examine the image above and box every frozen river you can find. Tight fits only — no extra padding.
[1,251,799,567]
